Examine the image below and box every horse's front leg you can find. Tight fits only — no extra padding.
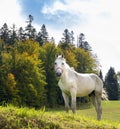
[62,92,70,113]
[70,88,76,114]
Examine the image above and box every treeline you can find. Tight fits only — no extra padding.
[0,15,119,108]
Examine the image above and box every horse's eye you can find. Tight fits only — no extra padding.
[54,62,57,65]
[62,62,64,65]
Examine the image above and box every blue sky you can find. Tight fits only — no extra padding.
[0,0,120,76]
[18,0,85,29]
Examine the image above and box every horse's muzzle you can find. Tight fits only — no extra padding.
[56,71,62,77]
[56,68,62,77]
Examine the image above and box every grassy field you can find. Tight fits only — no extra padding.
[0,101,120,129]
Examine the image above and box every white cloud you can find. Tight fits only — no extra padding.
[0,0,26,27]
[42,1,67,15]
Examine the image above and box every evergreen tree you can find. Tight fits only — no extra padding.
[117,72,120,99]
[0,23,10,44]
[36,31,43,46]
[41,24,49,43]
[39,43,60,107]
[0,39,4,64]
[25,15,36,39]
[77,33,91,51]
[50,37,55,44]
[18,27,24,41]
[62,29,71,44]
[59,29,74,49]
[70,30,74,45]
[36,24,49,45]
[105,67,119,100]
[117,72,120,84]
[9,24,18,45]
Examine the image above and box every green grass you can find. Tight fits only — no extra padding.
[47,101,120,122]
[76,101,120,122]
[0,101,120,129]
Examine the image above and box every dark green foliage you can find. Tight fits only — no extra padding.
[39,43,62,107]
[36,24,49,46]
[0,23,10,44]
[61,29,71,44]
[18,27,25,41]
[105,67,119,100]
[59,29,75,49]
[77,33,92,51]
[9,24,18,45]
[25,14,37,40]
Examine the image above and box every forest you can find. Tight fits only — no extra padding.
[0,15,120,108]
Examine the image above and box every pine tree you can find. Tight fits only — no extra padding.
[39,43,60,107]
[0,23,10,44]
[36,31,43,46]
[36,24,49,45]
[105,67,119,100]
[62,29,71,44]
[59,29,74,49]
[18,27,25,41]
[117,72,120,99]
[70,30,74,45]
[9,24,18,45]
[25,15,36,39]
[77,33,92,51]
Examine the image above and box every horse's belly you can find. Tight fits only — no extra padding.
[58,77,95,97]
[76,88,93,97]
[76,81,95,97]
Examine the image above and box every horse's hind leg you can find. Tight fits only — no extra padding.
[62,92,70,113]
[95,92,102,120]
[90,92,102,120]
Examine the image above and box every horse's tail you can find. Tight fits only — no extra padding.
[102,88,108,100]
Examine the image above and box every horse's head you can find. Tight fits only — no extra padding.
[54,55,66,77]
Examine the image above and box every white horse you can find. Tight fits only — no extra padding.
[54,55,108,120]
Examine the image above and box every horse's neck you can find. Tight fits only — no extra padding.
[61,64,73,81]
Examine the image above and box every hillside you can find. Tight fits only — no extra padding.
[0,101,120,129]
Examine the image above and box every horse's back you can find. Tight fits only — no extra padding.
[75,73,96,96]
[76,73,103,96]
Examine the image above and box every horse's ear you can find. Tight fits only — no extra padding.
[61,54,64,58]
[55,54,58,58]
